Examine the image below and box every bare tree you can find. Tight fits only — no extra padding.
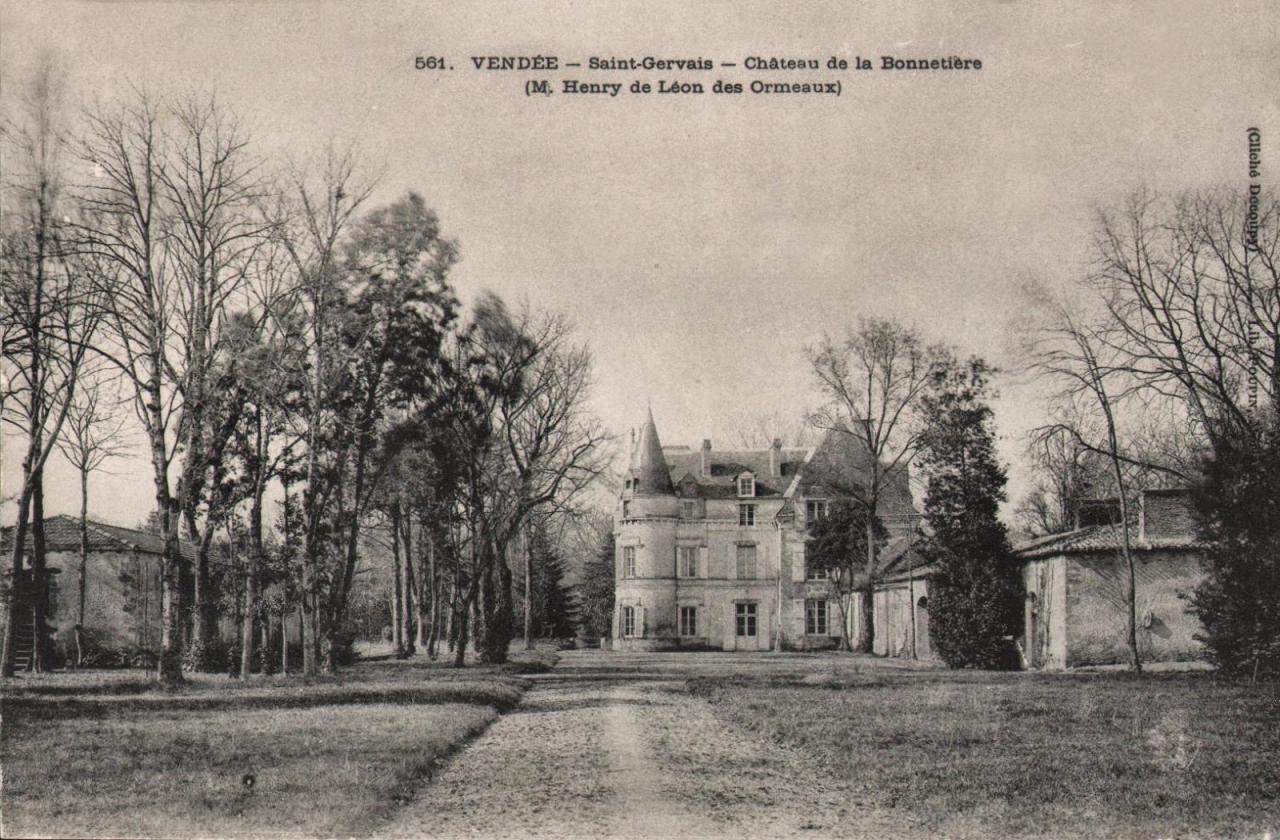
[805,317,947,653]
[55,375,131,661]
[484,302,611,662]
[1088,187,1279,454]
[1,56,101,676]
[75,88,269,681]
[1024,287,1149,673]
[1016,411,1106,537]
[730,410,818,449]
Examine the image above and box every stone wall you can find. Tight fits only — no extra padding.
[1063,549,1203,667]
[872,578,935,660]
[45,549,162,660]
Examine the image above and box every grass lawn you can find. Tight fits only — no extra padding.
[689,669,1280,839]
[1,658,526,838]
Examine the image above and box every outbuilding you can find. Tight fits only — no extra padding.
[1014,488,1204,669]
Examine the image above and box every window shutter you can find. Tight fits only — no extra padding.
[638,606,646,637]
[675,545,681,577]
[699,546,709,579]
[792,545,806,583]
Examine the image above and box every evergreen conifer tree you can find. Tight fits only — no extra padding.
[578,530,616,638]
[918,357,1022,669]
[528,527,580,639]
[1191,411,1280,680]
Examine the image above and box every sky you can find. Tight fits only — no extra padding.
[2,0,1278,529]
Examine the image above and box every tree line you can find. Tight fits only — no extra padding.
[1,61,609,683]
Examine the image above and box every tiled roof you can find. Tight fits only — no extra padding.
[1,514,198,562]
[1014,524,1200,560]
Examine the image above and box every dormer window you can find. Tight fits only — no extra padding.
[737,474,755,497]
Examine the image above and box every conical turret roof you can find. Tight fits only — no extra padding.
[628,407,675,496]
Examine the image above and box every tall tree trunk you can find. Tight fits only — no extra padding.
[446,574,458,654]
[1100,394,1142,675]
[855,510,879,654]
[477,537,514,665]
[240,439,265,679]
[523,527,534,651]
[279,612,288,675]
[78,468,89,630]
[145,368,185,685]
[1,485,36,677]
[391,506,404,657]
[401,512,416,655]
[453,575,478,668]
[423,517,438,657]
[186,508,215,670]
[302,405,322,677]
[31,471,49,672]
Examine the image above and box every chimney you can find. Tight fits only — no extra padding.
[701,439,712,477]
[1139,488,1195,541]
[769,438,783,477]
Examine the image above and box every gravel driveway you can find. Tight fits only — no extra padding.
[382,658,924,840]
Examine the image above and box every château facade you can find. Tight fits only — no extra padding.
[612,409,916,651]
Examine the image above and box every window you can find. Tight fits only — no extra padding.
[805,599,829,635]
[738,504,756,526]
[736,544,757,579]
[622,546,637,578]
[735,602,758,637]
[622,606,636,638]
[678,545,699,577]
[679,606,698,637]
[622,500,631,518]
[738,475,755,497]
[681,499,698,518]
[806,499,828,522]
[806,562,830,581]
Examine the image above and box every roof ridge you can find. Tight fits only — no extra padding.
[83,519,142,553]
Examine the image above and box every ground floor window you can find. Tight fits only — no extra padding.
[735,602,758,637]
[680,606,698,637]
[622,606,636,638]
[805,598,829,635]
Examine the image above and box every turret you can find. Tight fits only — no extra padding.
[621,407,679,519]
[629,407,675,496]
[614,407,680,650]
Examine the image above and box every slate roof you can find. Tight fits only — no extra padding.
[1014,525,1201,560]
[876,535,934,582]
[663,447,811,499]
[628,407,676,495]
[1,514,198,562]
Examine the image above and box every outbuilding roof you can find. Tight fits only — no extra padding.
[1,514,198,562]
[1013,524,1201,560]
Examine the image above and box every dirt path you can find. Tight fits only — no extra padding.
[382,676,921,839]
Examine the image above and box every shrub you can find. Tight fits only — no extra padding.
[501,650,560,674]
[1191,416,1280,681]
